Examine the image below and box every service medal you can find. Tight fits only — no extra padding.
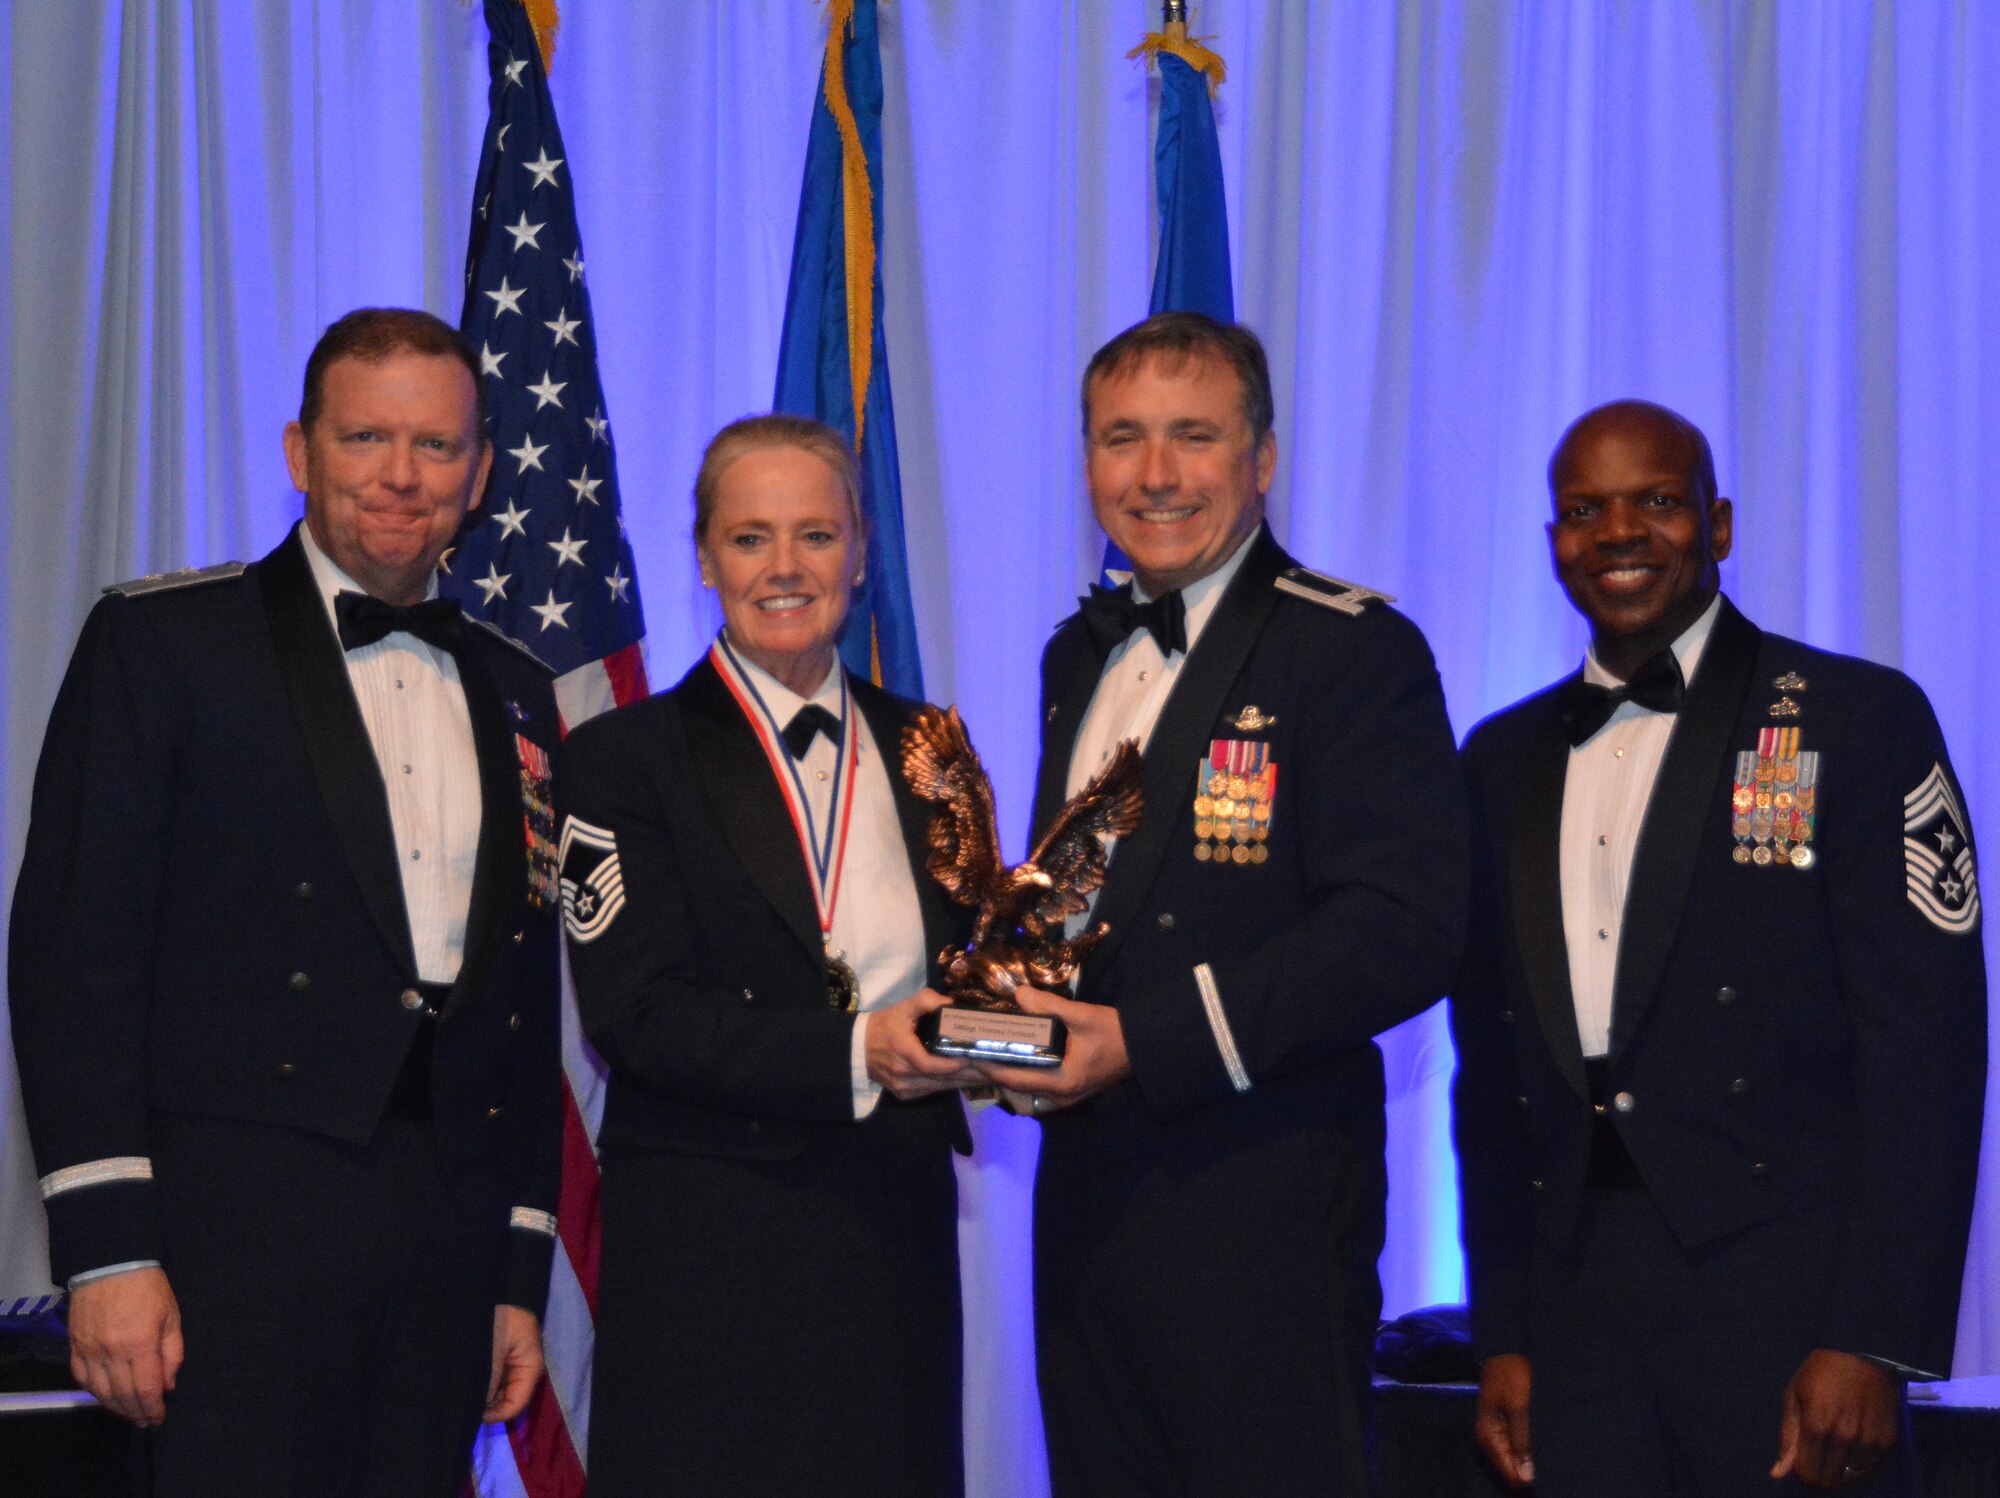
[827,951,862,1013]
[1789,845,1816,869]
[1194,842,1213,862]
[1753,846,1773,866]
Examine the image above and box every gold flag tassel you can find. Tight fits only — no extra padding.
[819,0,876,451]
[1127,19,1227,95]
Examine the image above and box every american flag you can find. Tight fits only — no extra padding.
[443,3,645,1493]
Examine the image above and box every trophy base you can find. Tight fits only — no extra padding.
[918,1003,1068,1069]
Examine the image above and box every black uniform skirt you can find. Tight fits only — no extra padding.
[587,1100,963,1497]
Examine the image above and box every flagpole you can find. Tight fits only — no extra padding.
[1162,0,1187,24]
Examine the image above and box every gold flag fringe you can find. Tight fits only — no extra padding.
[820,0,875,450]
[1127,21,1226,95]
[523,0,559,74]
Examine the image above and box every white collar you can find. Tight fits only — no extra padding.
[1130,522,1264,655]
[722,639,844,727]
[298,521,440,634]
[1582,591,1723,690]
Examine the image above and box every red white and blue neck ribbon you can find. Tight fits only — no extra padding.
[711,635,860,940]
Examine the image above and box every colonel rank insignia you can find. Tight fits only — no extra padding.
[1904,762,1981,935]
[516,734,559,914]
[1731,727,1818,869]
[1194,739,1277,865]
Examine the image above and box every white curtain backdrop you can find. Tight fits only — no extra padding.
[5,3,1996,1492]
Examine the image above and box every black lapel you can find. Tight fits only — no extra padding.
[258,527,418,976]
[851,678,958,978]
[1081,530,1285,985]
[1506,699,1590,1104]
[1031,623,1102,847]
[444,641,523,1016]
[679,657,825,967]
[1608,598,1762,1055]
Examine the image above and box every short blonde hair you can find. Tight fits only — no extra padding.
[692,414,863,545]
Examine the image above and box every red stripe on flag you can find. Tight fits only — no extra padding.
[603,640,650,707]
[506,1375,589,1498]
[557,1082,601,1315]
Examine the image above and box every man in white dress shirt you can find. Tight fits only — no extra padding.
[1452,400,1985,1495]
[10,308,565,1496]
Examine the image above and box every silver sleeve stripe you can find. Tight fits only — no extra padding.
[39,1157,153,1200]
[1908,872,1980,932]
[1193,963,1252,1094]
[1904,764,1969,832]
[510,1207,558,1237]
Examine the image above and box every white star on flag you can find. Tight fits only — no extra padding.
[491,498,531,537]
[567,466,603,505]
[505,211,546,252]
[506,436,549,474]
[563,253,585,283]
[605,565,632,602]
[529,590,572,631]
[485,277,526,318]
[503,55,528,87]
[476,565,512,604]
[585,407,610,443]
[480,342,507,378]
[545,310,582,347]
[527,374,568,411]
[523,148,564,189]
[548,529,588,568]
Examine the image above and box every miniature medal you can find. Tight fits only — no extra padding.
[827,945,862,1012]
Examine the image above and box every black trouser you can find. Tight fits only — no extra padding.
[1034,1106,1385,1497]
[139,1111,507,1498]
[1529,1188,1915,1498]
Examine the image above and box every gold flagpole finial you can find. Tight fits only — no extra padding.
[1129,4,1226,95]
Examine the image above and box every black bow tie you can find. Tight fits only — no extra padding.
[1556,650,1686,746]
[782,704,841,760]
[334,591,465,654]
[1080,583,1187,660]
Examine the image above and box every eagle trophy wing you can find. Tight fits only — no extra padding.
[899,706,1004,910]
[1020,738,1145,937]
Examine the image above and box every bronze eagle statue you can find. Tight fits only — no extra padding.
[901,705,1144,1009]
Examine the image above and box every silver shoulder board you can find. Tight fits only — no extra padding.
[1273,566,1396,617]
[103,561,247,598]
[466,615,556,673]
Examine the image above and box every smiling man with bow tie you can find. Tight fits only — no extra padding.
[1451,399,1987,1496]
[978,312,1467,1496]
[9,308,563,1496]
